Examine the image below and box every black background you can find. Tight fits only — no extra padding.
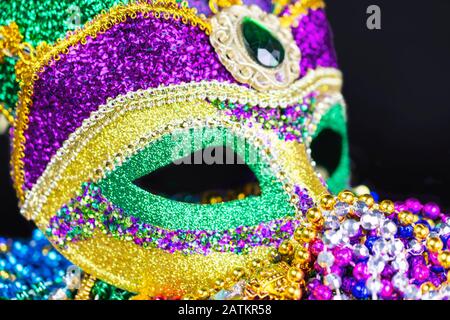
[0,0,449,238]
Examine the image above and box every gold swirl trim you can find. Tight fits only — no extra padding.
[10,0,211,203]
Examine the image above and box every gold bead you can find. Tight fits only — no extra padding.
[294,247,311,264]
[420,282,436,295]
[251,258,263,269]
[338,190,355,204]
[413,223,430,240]
[358,194,375,208]
[438,251,450,269]
[278,240,294,256]
[398,210,415,225]
[285,284,302,300]
[426,237,443,253]
[232,267,246,280]
[306,207,323,224]
[287,267,305,283]
[197,288,210,299]
[294,227,316,243]
[379,199,395,214]
[214,279,225,289]
[182,294,195,300]
[320,194,335,210]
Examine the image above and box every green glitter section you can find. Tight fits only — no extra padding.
[0,0,130,115]
[98,127,295,231]
[312,103,350,194]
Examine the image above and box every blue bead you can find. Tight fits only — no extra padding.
[365,236,379,254]
[352,281,370,299]
[397,225,414,238]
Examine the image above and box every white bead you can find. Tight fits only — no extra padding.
[352,201,369,217]
[380,220,397,239]
[342,219,360,237]
[334,201,351,217]
[360,211,381,230]
[366,276,382,294]
[408,239,424,255]
[353,244,369,259]
[367,256,385,275]
[324,273,342,290]
[392,273,409,290]
[317,250,335,268]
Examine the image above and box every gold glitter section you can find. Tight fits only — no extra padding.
[11,0,211,203]
[61,230,270,295]
[34,100,219,227]
[270,138,327,202]
[280,0,325,28]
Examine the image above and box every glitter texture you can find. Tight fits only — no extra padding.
[98,127,295,230]
[47,182,313,255]
[293,9,338,77]
[23,15,234,189]
[211,93,317,142]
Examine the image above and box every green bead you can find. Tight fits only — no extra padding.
[241,17,285,68]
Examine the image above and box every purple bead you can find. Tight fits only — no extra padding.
[353,262,370,280]
[405,198,423,213]
[423,202,440,220]
[380,279,394,299]
[309,239,324,256]
[381,264,395,279]
[313,284,332,300]
[411,264,430,282]
[333,247,352,266]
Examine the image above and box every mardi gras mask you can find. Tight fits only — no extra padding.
[0,0,349,295]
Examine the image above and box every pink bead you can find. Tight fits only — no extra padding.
[333,247,352,266]
[406,198,423,213]
[313,284,332,300]
[380,279,394,299]
[423,202,440,220]
[353,262,370,280]
[310,239,324,256]
[411,264,430,282]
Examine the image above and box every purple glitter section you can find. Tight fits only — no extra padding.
[23,15,235,190]
[46,182,315,255]
[293,9,338,76]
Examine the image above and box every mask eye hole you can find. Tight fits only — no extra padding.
[132,146,261,204]
[310,129,343,180]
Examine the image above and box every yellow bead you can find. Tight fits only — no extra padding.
[306,207,322,224]
[294,247,311,264]
[420,282,436,295]
[358,194,375,208]
[287,267,305,283]
[338,190,355,204]
[278,240,294,256]
[294,227,316,243]
[285,284,302,300]
[438,251,450,269]
[426,237,443,253]
[379,199,395,214]
[413,224,430,240]
[320,194,335,210]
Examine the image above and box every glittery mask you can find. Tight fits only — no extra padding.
[0,0,349,295]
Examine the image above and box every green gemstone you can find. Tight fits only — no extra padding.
[241,17,285,68]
